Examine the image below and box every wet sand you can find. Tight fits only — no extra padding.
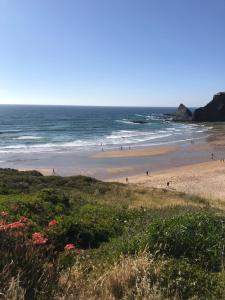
[94,145,179,158]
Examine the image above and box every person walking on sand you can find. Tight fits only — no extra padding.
[146,170,149,176]
[167,181,170,188]
[211,153,215,160]
[126,177,128,183]
[52,168,56,175]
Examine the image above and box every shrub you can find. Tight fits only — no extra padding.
[46,204,128,250]
[0,220,59,300]
[147,213,225,271]
[158,259,223,300]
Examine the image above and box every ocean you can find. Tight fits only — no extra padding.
[0,105,211,154]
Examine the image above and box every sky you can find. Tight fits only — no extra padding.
[0,0,225,107]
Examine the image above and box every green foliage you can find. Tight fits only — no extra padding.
[158,259,223,300]
[58,252,78,270]
[147,213,225,271]
[1,168,225,299]
[47,204,127,249]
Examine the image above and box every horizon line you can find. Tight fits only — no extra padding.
[0,103,195,108]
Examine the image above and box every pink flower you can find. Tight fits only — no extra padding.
[32,232,48,245]
[32,232,43,239]
[48,219,58,226]
[8,221,25,229]
[64,243,75,250]
[76,250,81,255]
[0,221,25,231]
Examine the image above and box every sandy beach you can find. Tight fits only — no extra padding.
[93,145,179,158]
[16,130,225,203]
[109,159,225,203]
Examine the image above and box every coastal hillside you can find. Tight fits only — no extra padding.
[1,169,225,299]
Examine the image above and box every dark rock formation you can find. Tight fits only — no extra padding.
[171,104,192,121]
[193,92,225,122]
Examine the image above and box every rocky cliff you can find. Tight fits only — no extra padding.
[171,104,192,121]
[193,92,225,122]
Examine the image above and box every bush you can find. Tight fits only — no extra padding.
[147,213,225,271]
[48,205,126,250]
[158,259,223,300]
[0,224,59,300]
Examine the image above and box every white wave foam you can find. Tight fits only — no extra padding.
[14,136,43,140]
[135,114,145,117]
[115,120,140,125]
[0,122,211,154]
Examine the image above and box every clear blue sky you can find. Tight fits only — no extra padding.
[0,0,225,107]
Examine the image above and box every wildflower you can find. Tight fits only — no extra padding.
[8,221,25,229]
[64,243,75,250]
[32,232,48,245]
[32,232,43,239]
[0,211,9,217]
[48,219,58,226]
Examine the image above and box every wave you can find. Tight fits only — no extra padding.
[135,114,145,117]
[14,136,43,140]
[0,121,212,154]
[115,119,142,125]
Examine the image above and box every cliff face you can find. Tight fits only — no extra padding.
[172,104,192,121]
[193,92,225,122]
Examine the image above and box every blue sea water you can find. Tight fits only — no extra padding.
[0,105,211,154]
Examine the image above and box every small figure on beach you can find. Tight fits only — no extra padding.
[101,147,104,151]
[52,168,56,175]
[167,181,170,187]
[211,153,215,160]
[120,146,123,151]
[146,170,149,176]
[126,177,128,183]
[129,146,131,150]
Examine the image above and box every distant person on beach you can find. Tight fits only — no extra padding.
[129,146,131,150]
[146,171,149,176]
[52,168,56,175]
[126,177,128,183]
[101,147,104,151]
[167,181,170,187]
[120,146,123,151]
[211,153,215,160]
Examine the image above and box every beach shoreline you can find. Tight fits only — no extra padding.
[93,145,179,158]
[14,131,225,203]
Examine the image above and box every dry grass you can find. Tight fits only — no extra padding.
[1,275,25,300]
[57,252,166,300]
[127,186,209,210]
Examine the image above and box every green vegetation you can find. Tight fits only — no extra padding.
[0,168,225,299]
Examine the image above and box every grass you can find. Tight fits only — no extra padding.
[0,168,225,299]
